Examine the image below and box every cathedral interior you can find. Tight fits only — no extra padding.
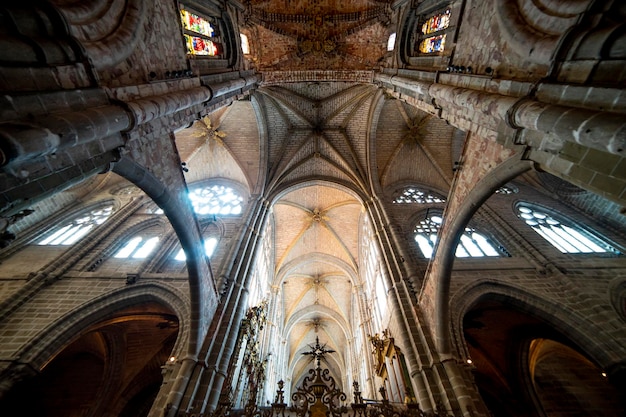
[0,0,625,416]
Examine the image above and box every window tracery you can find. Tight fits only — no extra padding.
[38,205,114,246]
[495,184,518,195]
[392,187,446,204]
[414,214,504,258]
[516,203,619,254]
[188,184,244,215]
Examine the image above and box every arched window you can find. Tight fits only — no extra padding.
[495,184,518,195]
[392,187,446,204]
[387,33,396,51]
[189,184,244,215]
[414,214,503,258]
[38,205,114,246]
[417,7,450,54]
[175,237,218,261]
[516,203,619,254]
[180,5,221,56]
[114,236,160,259]
[240,33,250,55]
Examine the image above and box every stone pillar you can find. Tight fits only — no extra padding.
[166,196,271,415]
[364,198,438,412]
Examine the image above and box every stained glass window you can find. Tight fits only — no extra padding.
[362,217,387,328]
[414,215,503,258]
[516,203,619,254]
[417,7,450,54]
[180,6,220,56]
[184,35,218,56]
[189,185,243,215]
[393,187,446,204]
[421,9,450,35]
[419,34,446,54]
[39,205,114,245]
[181,9,214,37]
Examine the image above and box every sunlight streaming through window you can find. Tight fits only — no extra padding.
[517,204,617,254]
[414,215,503,258]
[189,185,243,215]
[39,205,114,245]
[175,237,218,261]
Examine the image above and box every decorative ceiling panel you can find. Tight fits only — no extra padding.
[242,0,393,71]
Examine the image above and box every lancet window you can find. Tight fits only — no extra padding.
[38,204,114,246]
[114,236,160,259]
[414,213,504,258]
[362,216,388,329]
[516,203,619,254]
[387,33,396,51]
[240,33,250,55]
[174,237,218,261]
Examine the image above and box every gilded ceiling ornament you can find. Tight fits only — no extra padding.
[194,116,227,146]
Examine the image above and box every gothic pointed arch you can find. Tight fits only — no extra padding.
[451,283,626,417]
[421,154,534,353]
[0,283,189,400]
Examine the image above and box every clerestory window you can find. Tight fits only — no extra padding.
[175,237,218,261]
[417,7,451,54]
[516,203,619,254]
[180,6,221,56]
[414,214,503,258]
[240,33,250,55]
[114,236,160,259]
[387,33,396,51]
[189,184,243,215]
[39,205,114,246]
[392,187,446,204]
[495,184,518,195]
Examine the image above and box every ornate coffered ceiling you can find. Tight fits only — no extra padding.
[241,0,394,71]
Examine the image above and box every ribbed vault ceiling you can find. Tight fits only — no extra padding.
[274,184,360,389]
[174,78,460,392]
[256,82,375,391]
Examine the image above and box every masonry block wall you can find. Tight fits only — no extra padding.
[0,0,624,416]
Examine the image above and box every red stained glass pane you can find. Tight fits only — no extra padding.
[185,34,219,56]
[181,9,215,37]
[419,34,446,53]
[421,9,450,35]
